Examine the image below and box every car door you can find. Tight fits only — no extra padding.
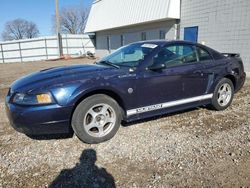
[135,43,210,112]
[179,45,211,98]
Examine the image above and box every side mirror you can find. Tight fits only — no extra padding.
[149,63,166,71]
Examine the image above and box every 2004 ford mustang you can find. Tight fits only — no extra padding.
[5,40,246,143]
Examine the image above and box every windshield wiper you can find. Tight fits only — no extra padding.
[98,61,120,69]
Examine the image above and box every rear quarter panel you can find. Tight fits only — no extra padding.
[206,57,243,94]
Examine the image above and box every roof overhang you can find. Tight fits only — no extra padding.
[85,0,180,33]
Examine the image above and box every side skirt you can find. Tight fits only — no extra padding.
[126,94,213,119]
[124,99,212,123]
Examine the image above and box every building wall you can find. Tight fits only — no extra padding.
[85,0,180,33]
[180,0,250,72]
[95,20,178,57]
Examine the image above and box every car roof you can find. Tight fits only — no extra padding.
[132,40,197,46]
[131,40,224,60]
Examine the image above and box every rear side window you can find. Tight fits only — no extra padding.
[197,47,213,61]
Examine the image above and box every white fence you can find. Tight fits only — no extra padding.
[0,34,95,63]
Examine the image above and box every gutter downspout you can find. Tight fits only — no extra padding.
[175,0,182,40]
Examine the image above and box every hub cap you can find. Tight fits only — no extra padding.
[83,103,116,138]
[217,83,232,107]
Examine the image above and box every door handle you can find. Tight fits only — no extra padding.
[193,70,202,74]
[193,70,204,76]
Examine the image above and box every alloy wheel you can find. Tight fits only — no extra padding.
[83,103,116,138]
[217,83,232,107]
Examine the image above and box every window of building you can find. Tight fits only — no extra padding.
[121,35,124,46]
[141,32,146,41]
[107,36,110,52]
[159,30,166,39]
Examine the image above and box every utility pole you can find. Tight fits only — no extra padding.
[55,0,63,57]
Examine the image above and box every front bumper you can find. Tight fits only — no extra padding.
[5,98,73,135]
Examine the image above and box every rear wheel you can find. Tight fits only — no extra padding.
[72,94,122,144]
[211,78,234,111]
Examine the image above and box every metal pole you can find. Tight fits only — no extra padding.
[45,38,48,59]
[18,42,23,62]
[65,34,69,55]
[0,44,4,63]
[178,0,182,40]
[55,0,63,57]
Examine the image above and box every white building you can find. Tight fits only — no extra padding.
[85,0,250,72]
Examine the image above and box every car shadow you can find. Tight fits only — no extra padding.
[49,149,116,188]
[26,132,74,140]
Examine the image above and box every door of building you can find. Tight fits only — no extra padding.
[184,26,198,43]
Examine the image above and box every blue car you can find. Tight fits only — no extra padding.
[5,40,246,143]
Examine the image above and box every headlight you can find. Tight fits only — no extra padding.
[12,93,54,105]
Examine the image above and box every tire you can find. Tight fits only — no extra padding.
[210,78,234,111]
[72,94,122,144]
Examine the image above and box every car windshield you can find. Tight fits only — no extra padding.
[97,43,158,68]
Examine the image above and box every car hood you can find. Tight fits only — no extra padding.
[10,64,113,92]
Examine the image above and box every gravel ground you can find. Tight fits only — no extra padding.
[0,59,250,187]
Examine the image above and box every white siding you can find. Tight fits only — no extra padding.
[85,0,180,33]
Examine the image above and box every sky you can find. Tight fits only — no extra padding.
[0,0,93,40]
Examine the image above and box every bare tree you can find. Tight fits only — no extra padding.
[1,19,39,41]
[52,7,89,34]
[26,22,39,39]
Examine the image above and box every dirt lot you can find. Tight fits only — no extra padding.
[0,59,250,187]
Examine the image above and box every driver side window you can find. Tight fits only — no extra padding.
[109,48,144,64]
[152,44,198,68]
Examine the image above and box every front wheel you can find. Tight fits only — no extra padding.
[211,78,234,111]
[72,94,122,144]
